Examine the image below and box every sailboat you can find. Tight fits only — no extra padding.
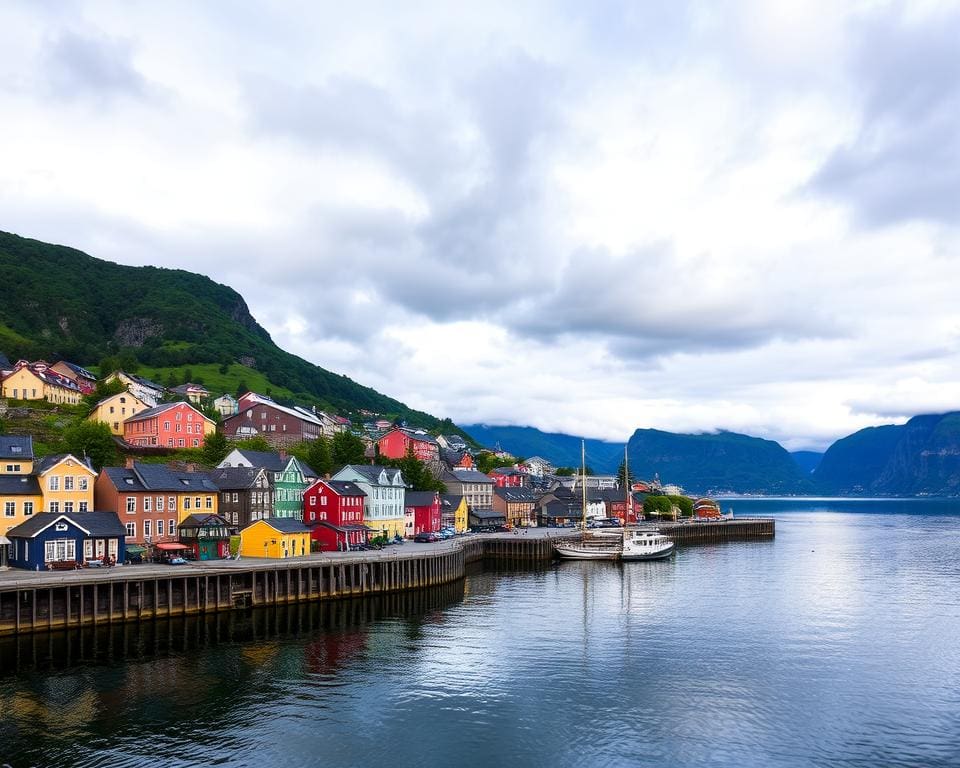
[553,443,675,561]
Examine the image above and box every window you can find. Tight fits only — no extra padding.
[6,464,20,472]
[321,496,328,506]
[125,522,136,538]
[186,424,192,434]
[184,497,191,510]
[176,423,182,433]
[144,519,152,538]
[164,421,170,431]
[48,476,60,491]
[79,477,88,491]
[126,497,136,513]
[193,439,199,447]
[24,501,33,516]
[157,519,164,536]
[64,476,74,491]
[157,496,164,511]
[169,519,175,535]
[205,496,213,509]
[109,405,115,414]
[195,496,201,509]
[144,497,152,512]
[176,411,182,421]
[44,539,76,563]
[64,501,74,514]
[169,496,176,511]
[78,502,87,512]
[4,501,14,517]
[222,492,230,503]
[232,492,239,503]
[84,540,93,559]
[178,439,185,447]
[49,501,59,513]
[167,439,174,447]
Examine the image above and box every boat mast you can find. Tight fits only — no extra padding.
[623,444,629,527]
[581,439,587,531]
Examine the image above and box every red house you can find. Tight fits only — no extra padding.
[404,491,441,536]
[303,479,369,551]
[488,466,527,487]
[377,428,440,462]
[122,401,214,448]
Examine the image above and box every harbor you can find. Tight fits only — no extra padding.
[0,521,773,635]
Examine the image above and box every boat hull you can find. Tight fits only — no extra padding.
[620,542,676,561]
[553,544,620,561]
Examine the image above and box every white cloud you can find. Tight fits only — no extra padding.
[1,0,959,452]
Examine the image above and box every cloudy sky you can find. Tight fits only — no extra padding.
[2,1,958,450]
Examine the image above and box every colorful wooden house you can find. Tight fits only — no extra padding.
[49,361,97,395]
[239,517,310,559]
[0,436,34,475]
[440,494,468,533]
[404,491,441,536]
[35,454,97,516]
[6,511,126,569]
[0,475,41,539]
[122,401,215,448]
[104,371,165,407]
[377,428,440,462]
[493,486,538,527]
[178,513,231,560]
[88,391,151,435]
[169,382,210,404]
[218,449,315,518]
[1,361,82,404]
[303,479,369,551]
[332,465,406,540]
[222,392,324,448]
[489,466,528,488]
[95,460,219,544]
[213,394,239,417]
[209,466,273,531]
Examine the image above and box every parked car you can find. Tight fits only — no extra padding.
[167,557,187,565]
[414,532,440,543]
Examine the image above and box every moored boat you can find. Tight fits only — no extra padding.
[620,528,675,561]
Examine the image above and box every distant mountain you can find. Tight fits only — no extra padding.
[460,425,626,473]
[815,413,960,496]
[0,230,460,431]
[790,451,824,475]
[627,428,814,495]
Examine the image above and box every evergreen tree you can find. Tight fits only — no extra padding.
[617,459,635,489]
[201,430,230,466]
[62,420,118,471]
[331,431,366,466]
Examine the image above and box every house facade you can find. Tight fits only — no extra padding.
[440,494,468,533]
[239,518,310,559]
[1,361,82,404]
[213,394,239,417]
[7,511,126,569]
[209,466,273,530]
[0,436,34,475]
[95,461,219,544]
[169,382,210,404]
[303,479,368,551]
[377,428,440,462]
[332,465,406,539]
[221,392,324,448]
[178,513,231,560]
[104,371,165,407]
[489,467,528,488]
[217,449,313,518]
[122,401,215,448]
[88,391,150,435]
[442,469,495,513]
[49,361,97,395]
[493,486,538,527]
[404,491,441,536]
[35,455,97,516]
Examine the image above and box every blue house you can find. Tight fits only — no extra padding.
[7,512,126,570]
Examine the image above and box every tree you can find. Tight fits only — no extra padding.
[235,435,271,452]
[307,437,334,477]
[235,380,249,399]
[475,451,516,474]
[617,459,635,490]
[201,430,230,466]
[331,431,366,467]
[62,420,118,471]
[555,467,575,477]
[385,447,446,493]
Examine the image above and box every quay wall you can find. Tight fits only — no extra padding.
[0,520,772,636]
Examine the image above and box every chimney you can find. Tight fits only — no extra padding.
[324,473,331,481]
[186,462,196,473]
[125,457,135,470]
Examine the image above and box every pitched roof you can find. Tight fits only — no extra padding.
[449,469,494,484]
[0,435,34,461]
[0,475,41,495]
[249,517,310,534]
[33,454,94,475]
[323,480,366,497]
[208,466,264,490]
[494,486,537,502]
[124,401,209,423]
[338,464,402,484]
[102,462,219,492]
[59,361,96,380]
[440,494,464,508]
[179,513,230,529]
[405,491,438,507]
[121,371,165,391]
[229,449,288,472]
[7,511,126,538]
[469,508,503,520]
[232,392,323,427]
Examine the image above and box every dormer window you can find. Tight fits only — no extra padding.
[10,446,21,454]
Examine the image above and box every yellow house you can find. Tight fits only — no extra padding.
[35,454,96,515]
[1,362,82,405]
[239,518,310,559]
[441,494,469,533]
[88,391,150,435]
[0,475,42,538]
[0,436,34,475]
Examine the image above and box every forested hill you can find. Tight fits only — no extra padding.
[461,424,626,472]
[627,428,815,495]
[814,413,960,496]
[0,230,454,428]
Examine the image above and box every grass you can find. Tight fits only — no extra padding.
[137,363,300,402]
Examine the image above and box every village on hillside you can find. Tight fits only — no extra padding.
[0,355,723,570]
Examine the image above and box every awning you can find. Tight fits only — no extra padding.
[125,544,147,554]
[155,542,190,551]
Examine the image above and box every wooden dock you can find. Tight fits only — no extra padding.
[658,517,775,544]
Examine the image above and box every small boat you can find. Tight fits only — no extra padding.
[620,528,675,561]
[553,533,622,560]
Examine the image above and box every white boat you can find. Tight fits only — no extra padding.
[553,533,622,560]
[620,528,675,561]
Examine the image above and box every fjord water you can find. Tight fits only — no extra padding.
[2,500,960,768]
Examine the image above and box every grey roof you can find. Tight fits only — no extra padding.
[7,511,126,538]
[324,480,366,497]
[248,517,310,534]
[34,454,93,475]
[208,466,264,490]
[540,500,581,518]
[0,436,34,460]
[232,450,289,472]
[494,486,537,502]
[339,464,402,484]
[449,469,494,484]
[102,462,219,492]
[469,508,503,520]
[300,462,318,479]
[178,513,230,529]
[440,494,464,508]
[0,475,41,495]
[60,361,96,380]
[405,491,438,507]
[127,372,165,391]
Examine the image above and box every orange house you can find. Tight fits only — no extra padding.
[123,402,216,448]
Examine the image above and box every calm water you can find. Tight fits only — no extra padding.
[3,499,960,767]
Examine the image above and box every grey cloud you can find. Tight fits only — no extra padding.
[43,30,148,101]
[810,7,960,227]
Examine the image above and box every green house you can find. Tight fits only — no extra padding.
[218,449,317,519]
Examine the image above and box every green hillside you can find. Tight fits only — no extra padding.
[0,230,458,431]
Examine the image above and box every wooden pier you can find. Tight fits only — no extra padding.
[0,521,772,636]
